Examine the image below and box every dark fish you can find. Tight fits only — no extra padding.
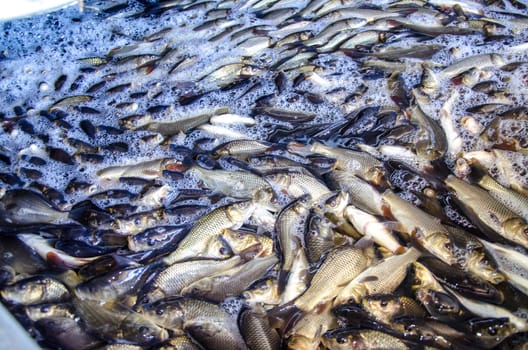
[35,317,103,350]
[47,146,75,165]
[0,189,68,225]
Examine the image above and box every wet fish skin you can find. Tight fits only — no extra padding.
[275,195,311,288]
[96,158,187,181]
[191,165,271,198]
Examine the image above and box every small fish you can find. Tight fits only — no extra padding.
[73,299,169,346]
[288,141,385,185]
[445,175,528,249]
[1,275,70,305]
[182,255,278,302]
[75,265,151,301]
[162,196,262,264]
[275,195,311,291]
[382,190,457,265]
[0,189,68,225]
[361,294,427,325]
[17,234,98,268]
[35,316,103,350]
[138,256,241,305]
[239,305,281,350]
[344,205,405,254]
[322,328,410,350]
[304,211,336,264]
[96,158,187,181]
[191,165,271,199]
[294,246,369,312]
[333,247,421,305]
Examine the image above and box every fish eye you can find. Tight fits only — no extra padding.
[40,305,50,312]
[139,326,151,336]
[336,336,348,344]
[487,327,497,336]
[156,308,165,315]
[380,300,388,307]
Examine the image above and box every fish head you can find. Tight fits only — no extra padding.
[503,218,528,247]
[226,200,255,223]
[418,232,457,265]
[361,295,402,322]
[322,329,367,350]
[1,278,45,304]
[465,251,505,285]
[140,298,185,328]
[221,229,259,254]
[205,237,233,260]
[320,191,349,217]
[243,278,280,305]
[125,319,169,345]
[288,334,320,350]
[240,64,263,77]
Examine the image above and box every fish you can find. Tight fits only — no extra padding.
[322,328,410,350]
[0,189,69,225]
[191,165,271,198]
[360,294,427,325]
[74,299,169,345]
[382,190,457,265]
[35,316,103,350]
[181,255,278,302]
[162,197,261,264]
[239,305,281,350]
[96,158,187,182]
[288,141,385,185]
[75,265,151,301]
[275,195,311,289]
[304,211,336,264]
[138,256,242,305]
[344,205,405,254]
[445,286,528,333]
[1,276,70,305]
[294,246,369,312]
[17,234,98,268]
[445,175,528,249]
[2,0,528,348]
[479,239,528,296]
[333,247,421,305]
